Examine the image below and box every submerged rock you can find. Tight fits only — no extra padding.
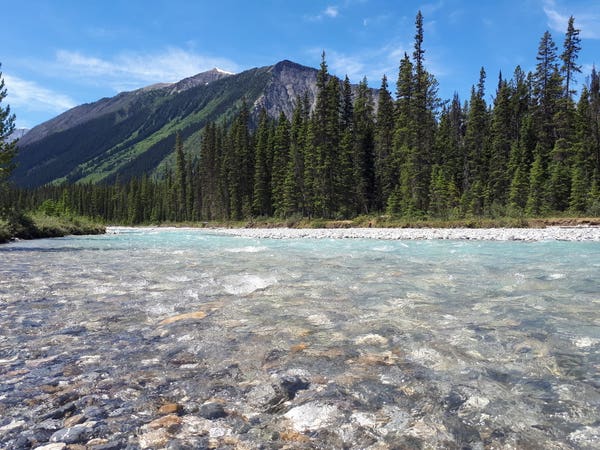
[284,402,342,432]
[199,402,227,420]
[158,311,207,325]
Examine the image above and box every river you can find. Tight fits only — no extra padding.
[1,227,599,449]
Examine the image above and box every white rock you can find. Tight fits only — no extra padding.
[284,402,341,431]
[0,419,26,432]
[355,334,389,346]
[34,444,67,450]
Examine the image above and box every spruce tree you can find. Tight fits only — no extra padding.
[0,63,17,217]
[284,98,307,216]
[560,16,582,102]
[352,77,376,214]
[462,68,490,214]
[271,112,290,217]
[174,132,187,221]
[252,109,272,216]
[489,73,513,208]
[374,75,395,210]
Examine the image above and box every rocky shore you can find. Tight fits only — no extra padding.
[206,225,600,241]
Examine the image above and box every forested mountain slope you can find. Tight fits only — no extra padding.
[13,60,319,187]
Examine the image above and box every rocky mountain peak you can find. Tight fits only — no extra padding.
[167,68,233,94]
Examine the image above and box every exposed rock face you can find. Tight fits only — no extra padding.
[253,60,318,119]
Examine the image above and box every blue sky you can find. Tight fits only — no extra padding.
[2,0,599,128]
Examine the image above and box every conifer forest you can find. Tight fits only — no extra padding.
[5,13,600,224]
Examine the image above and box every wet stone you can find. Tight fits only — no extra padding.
[42,402,77,420]
[88,441,124,450]
[34,444,67,450]
[49,422,95,444]
[278,375,310,400]
[148,414,182,432]
[158,403,182,415]
[199,402,227,420]
[63,414,86,428]
[82,406,107,420]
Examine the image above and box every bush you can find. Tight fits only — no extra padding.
[0,219,11,243]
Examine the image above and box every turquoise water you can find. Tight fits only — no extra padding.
[1,228,599,448]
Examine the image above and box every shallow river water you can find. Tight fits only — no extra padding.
[1,228,599,449]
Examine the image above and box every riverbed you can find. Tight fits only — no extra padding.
[1,227,599,449]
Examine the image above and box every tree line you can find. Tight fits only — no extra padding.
[4,12,600,223]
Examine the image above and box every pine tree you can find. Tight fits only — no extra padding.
[410,10,438,213]
[561,16,582,102]
[174,132,187,221]
[0,63,17,217]
[352,77,376,214]
[228,101,252,219]
[434,93,464,195]
[548,137,572,210]
[199,123,217,219]
[252,109,272,216]
[533,31,562,161]
[374,75,395,210]
[269,112,290,217]
[526,149,547,215]
[388,53,414,216]
[284,97,308,216]
[338,78,355,217]
[569,159,587,212]
[488,73,513,208]
[462,68,490,214]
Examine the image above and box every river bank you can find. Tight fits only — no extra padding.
[0,213,105,244]
[109,224,600,241]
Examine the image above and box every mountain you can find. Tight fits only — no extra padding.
[6,128,29,142]
[13,60,320,188]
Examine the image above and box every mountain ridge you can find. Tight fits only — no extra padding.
[13,60,372,188]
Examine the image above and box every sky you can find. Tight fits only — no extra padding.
[2,0,600,129]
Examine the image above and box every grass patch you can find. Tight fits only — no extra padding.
[0,212,105,243]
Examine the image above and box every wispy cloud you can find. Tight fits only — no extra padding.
[324,6,339,18]
[320,40,411,86]
[420,1,445,16]
[54,47,240,92]
[307,5,341,21]
[4,73,76,117]
[543,0,600,39]
[322,36,449,89]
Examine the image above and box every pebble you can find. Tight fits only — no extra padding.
[148,414,182,432]
[158,403,182,415]
[34,444,67,450]
[159,311,207,325]
[63,414,86,428]
[49,422,95,444]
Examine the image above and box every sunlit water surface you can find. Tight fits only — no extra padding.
[1,228,599,448]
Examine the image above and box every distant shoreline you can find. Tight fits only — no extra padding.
[108,226,600,241]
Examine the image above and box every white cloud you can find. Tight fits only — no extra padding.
[543,0,600,39]
[322,41,411,86]
[307,5,341,21]
[324,6,339,18]
[54,47,240,92]
[3,74,77,115]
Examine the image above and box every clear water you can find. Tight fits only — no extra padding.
[1,228,599,448]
